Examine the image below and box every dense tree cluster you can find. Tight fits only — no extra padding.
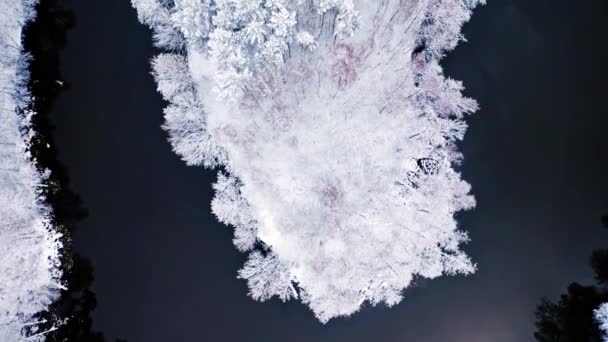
[133,0,483,322]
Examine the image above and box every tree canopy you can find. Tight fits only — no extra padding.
[132,0,484,322]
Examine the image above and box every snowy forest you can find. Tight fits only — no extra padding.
[3,0,608,341]
[0,0,63,340]
[132,0,483,322]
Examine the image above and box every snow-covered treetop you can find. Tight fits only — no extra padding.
[134,0,361,97]
[133,0,483,323]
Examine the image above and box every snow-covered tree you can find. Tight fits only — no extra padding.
[596,303,608,342]
[211,172,258,251]
[238,250,297,301]
[132,0,185,49]
[133,0,483,322]
[151,52,227,167]
[0,0,64,340]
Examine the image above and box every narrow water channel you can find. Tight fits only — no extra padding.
[41,0,608,341]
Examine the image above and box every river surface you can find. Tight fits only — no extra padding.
[45,0,608,341]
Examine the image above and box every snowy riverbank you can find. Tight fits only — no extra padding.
[0,1,63,340]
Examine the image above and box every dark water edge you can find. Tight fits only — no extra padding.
[21,1,123,341]
[442,0,608,340]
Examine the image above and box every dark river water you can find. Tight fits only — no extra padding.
[42,0,608,341]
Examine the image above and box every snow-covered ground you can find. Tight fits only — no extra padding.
[133,0,483,322]
[0,0,63,340]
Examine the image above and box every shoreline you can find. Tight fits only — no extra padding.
[19,1,112,340]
